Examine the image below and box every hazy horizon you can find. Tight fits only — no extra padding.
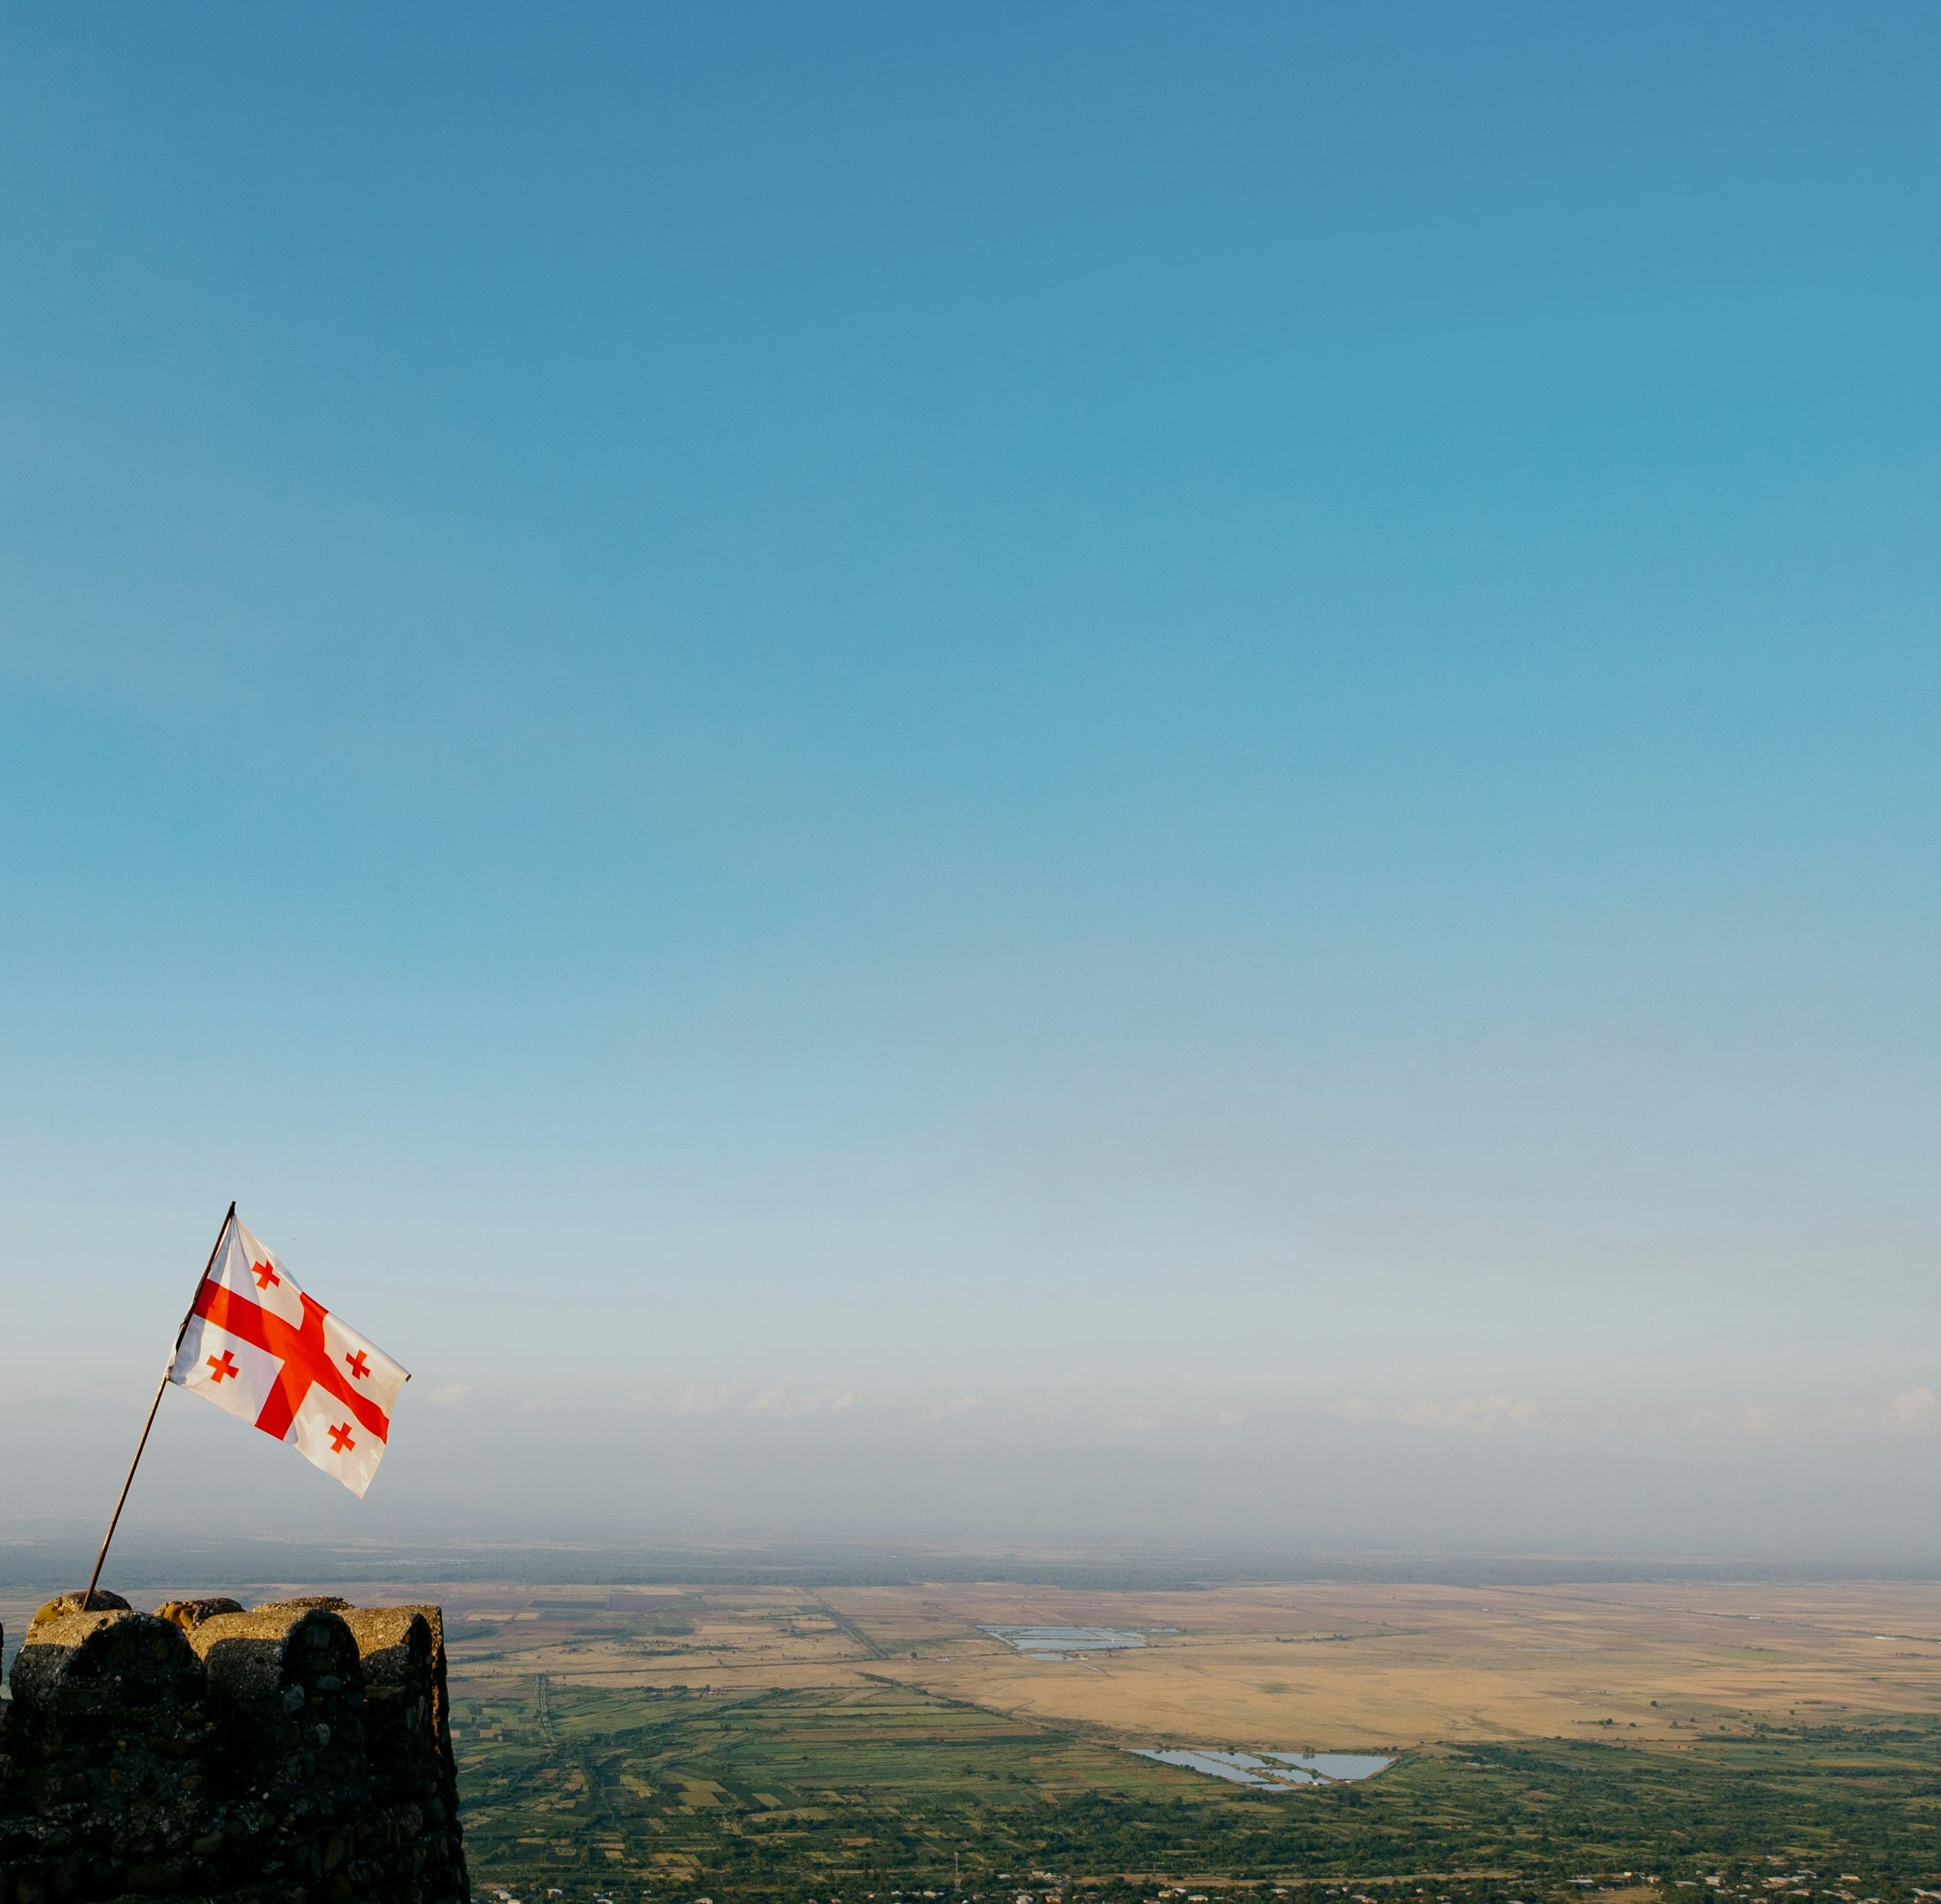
[4,5,1938,1558]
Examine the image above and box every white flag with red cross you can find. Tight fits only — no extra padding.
[167,1214,409,1497]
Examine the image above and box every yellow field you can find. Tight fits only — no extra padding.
[413,1578,1941,1750]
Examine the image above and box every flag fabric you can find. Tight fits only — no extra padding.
[167,1214,409,1497]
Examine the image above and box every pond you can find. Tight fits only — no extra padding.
[1133,1747,1394,1790]
[979,1624,1151,1660]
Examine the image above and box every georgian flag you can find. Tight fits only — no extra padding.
[167,1214,408,1497]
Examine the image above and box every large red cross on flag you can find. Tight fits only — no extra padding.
[167,1215,409,1497]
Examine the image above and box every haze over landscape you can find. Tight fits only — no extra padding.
[4,4,1939,1562]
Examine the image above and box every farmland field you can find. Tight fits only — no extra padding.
[11,1569,1941,1895]
[453,1675,1941,1900]
[429,1578,1941,1745]
[425,1580,1941,1899]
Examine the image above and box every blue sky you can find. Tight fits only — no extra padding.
[3,4,1938,1549]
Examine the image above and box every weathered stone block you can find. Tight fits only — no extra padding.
[151,1602,242,1638]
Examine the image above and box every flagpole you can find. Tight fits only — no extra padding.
[81,1201,237,1613]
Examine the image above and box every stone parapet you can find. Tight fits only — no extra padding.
[0,1596,469,1904]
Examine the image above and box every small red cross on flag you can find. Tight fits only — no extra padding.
[167,1214,410,1497]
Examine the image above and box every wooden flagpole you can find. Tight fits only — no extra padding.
[81,1201,238,1613]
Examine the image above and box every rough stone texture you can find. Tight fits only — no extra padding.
[23,1596,130,1638]
[0,1596,469,1904]
[151,1603,243,1638]
[385,1611,461,1844]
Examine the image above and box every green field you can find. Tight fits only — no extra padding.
[453,1679,1941,1902]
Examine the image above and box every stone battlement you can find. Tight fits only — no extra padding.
[0,1593,469,1904]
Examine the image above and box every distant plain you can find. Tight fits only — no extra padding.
[10,1572,1941,1749]
[10,1566,1941,1889]
[421,1578,1941,1749]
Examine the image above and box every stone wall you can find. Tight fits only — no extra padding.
[0,1593,469,1904]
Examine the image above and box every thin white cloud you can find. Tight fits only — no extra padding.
[1683,1403,1784,1437]
[1338,1393,1547,1437]
[924,1393,983,1422]
[656,1382,862,1420]
[1889,1386,1939,1434]
[1786,1390,1936,1438]
[670,1381,748,1416]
